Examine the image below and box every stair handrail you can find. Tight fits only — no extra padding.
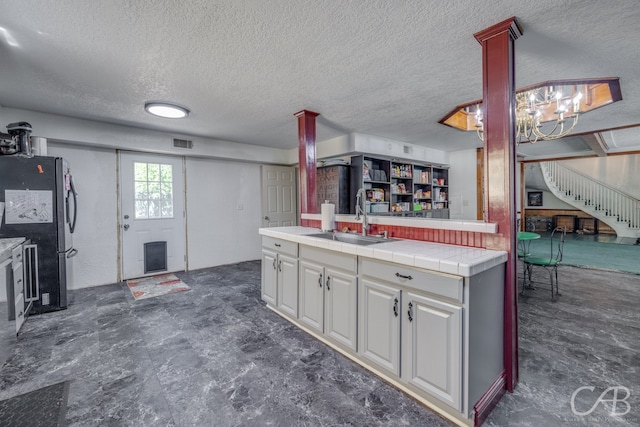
[541,161,640,203]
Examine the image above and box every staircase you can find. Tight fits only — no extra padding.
[540,161,640,238]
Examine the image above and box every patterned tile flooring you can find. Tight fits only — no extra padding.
[1,260,638,426]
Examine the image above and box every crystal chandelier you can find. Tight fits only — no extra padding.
[474,86,583,144]
[438,78,622,144]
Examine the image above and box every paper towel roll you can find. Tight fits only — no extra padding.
[321,201,335,231]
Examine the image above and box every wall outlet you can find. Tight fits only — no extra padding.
[42,293,50,305]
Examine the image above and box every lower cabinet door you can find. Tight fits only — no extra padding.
[324,268,357,351]
[358,278,401,376]
[277,254,298,317]
[14,292,25,335]
[261,250,277,305]
[401,291,462,410]
[299,260,324,333]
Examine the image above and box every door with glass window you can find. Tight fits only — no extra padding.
[119,152,186,280]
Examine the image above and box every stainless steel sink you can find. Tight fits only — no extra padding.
[306,232,392,246]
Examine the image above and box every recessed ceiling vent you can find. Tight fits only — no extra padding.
[173,138,193,149]
[403,145,413,155]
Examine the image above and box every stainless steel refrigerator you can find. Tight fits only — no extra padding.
[0,155,77,314]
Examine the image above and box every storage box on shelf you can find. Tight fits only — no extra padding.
[350,155,449,218]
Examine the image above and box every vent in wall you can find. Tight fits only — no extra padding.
[173,138,193,149]
[403,145,413,155]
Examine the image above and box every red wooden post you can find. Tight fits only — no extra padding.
[474,17,522,394]
[294,110,320,216]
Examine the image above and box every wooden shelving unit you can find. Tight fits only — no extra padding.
[350,155,449,218]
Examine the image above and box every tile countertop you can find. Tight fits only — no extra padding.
[259,226,507,277]
[0,238,26,261]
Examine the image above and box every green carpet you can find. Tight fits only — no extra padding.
[525,233,640,275]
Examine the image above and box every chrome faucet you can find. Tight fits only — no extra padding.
[355,187,368,236]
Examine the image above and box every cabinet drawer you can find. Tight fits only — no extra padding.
[262,236,298,257]
[15,291,25,331]
[360,258,463,303]
[300,245,357,274]
[12,245,23,264]
[13,262,23,299]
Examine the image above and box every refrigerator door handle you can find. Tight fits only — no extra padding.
[66,248,79,259]
[68,175,78,234]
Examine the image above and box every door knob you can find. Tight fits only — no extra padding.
[124,215,130,219]
[123,224,130,230]
[264,216,270,220]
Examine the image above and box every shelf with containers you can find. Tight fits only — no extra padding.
[431,167,449,212]
[350,155,391,215]
[349,155,449,218]
[390,162,413,213]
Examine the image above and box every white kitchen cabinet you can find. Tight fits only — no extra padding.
[259,228,507,425]
[261,249,278,306]
[323,267,357,350]
[358,278,401,376]
[299,246,357,351]
[299,260,324,332]
[261,237,299,318]
[402,291,462,411]
[276,254,298,317]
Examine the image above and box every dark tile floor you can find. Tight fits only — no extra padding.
[1,260,638,426]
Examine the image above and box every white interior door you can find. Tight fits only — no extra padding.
[261,165,297,227]
[119,152,185,280]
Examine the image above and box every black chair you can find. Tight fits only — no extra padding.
[523,226,566,300]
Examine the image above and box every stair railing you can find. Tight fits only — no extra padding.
[540,161,640,229]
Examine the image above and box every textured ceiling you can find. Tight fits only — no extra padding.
[1,0,639,158]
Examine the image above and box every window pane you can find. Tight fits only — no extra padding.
[135,200,148,219]
[160,164,173,182]
[148,182,161,200]
[134,163,147,181]
[161,182,173,200]
[135,182,148,199]
[148,164,160,182]
[148,200,160,218]
[161,200,174,217]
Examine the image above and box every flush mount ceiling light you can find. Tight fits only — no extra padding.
[144,102,190,119]
[439,77,622,144]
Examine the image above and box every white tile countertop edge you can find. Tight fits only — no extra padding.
[260,226,507,277]
[0,237,26,260]
[301,213,498,233]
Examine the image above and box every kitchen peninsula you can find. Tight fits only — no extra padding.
[259,224,507,426]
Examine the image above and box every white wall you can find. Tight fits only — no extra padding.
[185,158,262,270]
[0,107,280,289]
[1,107,292,165]
[448,149,477,220]
[47,143,119,289]
[524,189,574,210]
[561,155,640,199]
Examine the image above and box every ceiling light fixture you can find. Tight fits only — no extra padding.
[144,102,190,119]
[439,78,622,144]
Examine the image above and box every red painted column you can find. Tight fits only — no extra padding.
[294,110,320,216]
[474,18,522,393]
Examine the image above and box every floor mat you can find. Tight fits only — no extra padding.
[0,381,69,427]
[126,273,191,300]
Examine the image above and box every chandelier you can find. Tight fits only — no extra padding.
[439,78,622,144]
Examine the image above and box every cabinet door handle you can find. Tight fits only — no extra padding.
[395,272,413,280]
[326,276,330,291]
[393,298,399,317]
[318,274,323,287]
[274,243,281,247]
[278,260,282,272]
[272,259,276,270]
[407,302,414,322]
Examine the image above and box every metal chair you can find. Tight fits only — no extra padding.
[523,226,566,300]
